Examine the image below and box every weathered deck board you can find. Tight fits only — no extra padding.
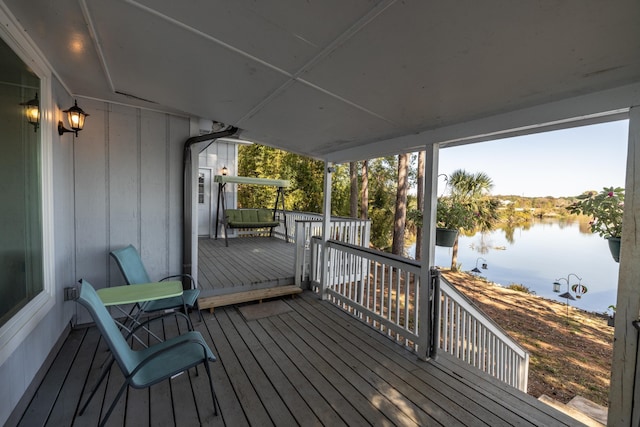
[198,285,302,311]
[13,291,581,427]
[311,295,573,427]
[46,327,101,427]
[16,327,86,427]
[197,237,295,296]
[288,297,480,426]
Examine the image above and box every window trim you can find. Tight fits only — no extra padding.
[0,4,56,366]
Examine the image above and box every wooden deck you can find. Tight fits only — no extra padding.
[197,237,298,310]
[198,237,295,294]
[12,292,580,427]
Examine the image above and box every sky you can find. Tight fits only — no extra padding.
[437,119,629,197]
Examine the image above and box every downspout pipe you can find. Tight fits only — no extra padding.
[182,126,238,286]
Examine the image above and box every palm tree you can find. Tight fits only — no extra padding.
[443,169,498,270]
[448,169,493,199]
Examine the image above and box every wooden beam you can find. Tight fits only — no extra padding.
[325,83,639,164]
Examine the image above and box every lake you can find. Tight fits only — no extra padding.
[409,219,620,314]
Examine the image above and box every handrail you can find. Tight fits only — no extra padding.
[309,238,529,391]
[321,239,421,349]
[290,215,370,286]
[437,275,529,391]
[272,210,371,244]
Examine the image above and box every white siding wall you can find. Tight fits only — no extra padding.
[0,80,192,424]
[72,99,189,323]
[199,142,237,236]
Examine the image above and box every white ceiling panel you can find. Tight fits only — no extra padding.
[3,0,640,161]
[238,81,404,158]
[5,0,114,100]
[85,0,289,123]
[133,0,383,74]
[302,0,640,130]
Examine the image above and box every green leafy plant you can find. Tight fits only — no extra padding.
[567,186,624,238]
[436,196,476,230]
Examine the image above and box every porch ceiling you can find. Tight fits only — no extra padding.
[5,0,640,161]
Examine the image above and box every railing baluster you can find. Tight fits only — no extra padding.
[309,239,528,391]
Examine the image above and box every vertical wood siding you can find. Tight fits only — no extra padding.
[72,99,189,323]
[200,141,237,235]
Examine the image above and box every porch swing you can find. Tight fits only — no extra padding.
[213,175,290,246]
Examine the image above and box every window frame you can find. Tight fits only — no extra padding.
[0,5,55,366]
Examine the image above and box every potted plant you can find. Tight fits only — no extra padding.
[435,197,475,247]
[567,186,624,262]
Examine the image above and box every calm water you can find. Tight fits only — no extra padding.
[409,219,620,313]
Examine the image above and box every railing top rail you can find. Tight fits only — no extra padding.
[325,239,420,272]
[294,219,372,225]
[439,276,528,357]
[284,210,371,222]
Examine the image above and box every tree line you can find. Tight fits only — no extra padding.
[237,143,579,266]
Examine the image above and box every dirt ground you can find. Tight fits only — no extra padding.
[441,270,613,407]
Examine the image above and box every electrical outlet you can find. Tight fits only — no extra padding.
[64,286,78,301]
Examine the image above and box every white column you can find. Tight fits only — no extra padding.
[417,143,439,360]
[610,107,640,426]
[319,162,333,299]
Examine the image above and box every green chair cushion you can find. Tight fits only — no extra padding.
[226,209,279,228]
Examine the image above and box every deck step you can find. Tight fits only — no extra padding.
[199,285,303,312]
[566,396,608,425]
[538,394,605,426]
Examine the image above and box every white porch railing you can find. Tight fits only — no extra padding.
[436,276,529,391]
[309,238,529,391]
[285,212,370,286]
[323,239,421,348]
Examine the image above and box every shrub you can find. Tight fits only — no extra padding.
[506,283,535,294]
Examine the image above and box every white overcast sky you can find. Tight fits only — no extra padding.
[437,119,629,197]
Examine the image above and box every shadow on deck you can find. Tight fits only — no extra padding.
[11,292,579,427]
[197,237,300,311]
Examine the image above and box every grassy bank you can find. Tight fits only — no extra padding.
[442,270,613,407]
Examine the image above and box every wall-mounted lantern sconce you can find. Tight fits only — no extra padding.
[58,100,89,137]
[221,165,228,176]
[20,93,40,132]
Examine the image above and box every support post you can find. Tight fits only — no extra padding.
[417,143,439,360]
[319,162,333,299]
[610,107,640,426]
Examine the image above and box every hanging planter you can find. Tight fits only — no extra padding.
[567,186,624,263]
[607,237,621,263]
[435,228,458,247]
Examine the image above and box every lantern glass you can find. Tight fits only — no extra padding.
[62,100,89,134]
[20,93,40,131]
[27,104,40,124]
[68,110,84,130]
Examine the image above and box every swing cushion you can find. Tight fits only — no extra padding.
[226,209,279,228]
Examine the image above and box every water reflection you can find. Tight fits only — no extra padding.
[410,219,619,313]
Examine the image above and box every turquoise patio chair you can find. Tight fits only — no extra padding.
[76,280,217,426]
[110,244,203,326]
